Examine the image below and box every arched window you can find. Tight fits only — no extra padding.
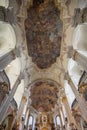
[28,116,33,130]
[56,115,60,126]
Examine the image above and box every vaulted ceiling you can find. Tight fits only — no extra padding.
[30,80,59,112]
[23,0,71,113]
[1,0,87,122]
[24,0,64,113]
[13,0,83,113]
[25,0,62,69]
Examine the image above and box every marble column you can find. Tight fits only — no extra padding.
[62,95,77,130]
[58,99,66,129]
[0,74,21,124]
[16,95,27,130]
[66,73,87,122]
[59,108,64,130]
[27,110,30,129]
[24,108,30,129]
[32,116,36,130]
[60,105,67,130]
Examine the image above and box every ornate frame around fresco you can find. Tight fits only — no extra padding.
[29,79,60,112]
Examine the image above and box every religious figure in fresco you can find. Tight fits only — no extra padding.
[30,80,58,112]
[25,0,62,69]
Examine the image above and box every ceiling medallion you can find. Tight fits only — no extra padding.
[30,80,59,112]
[25,0,63,69]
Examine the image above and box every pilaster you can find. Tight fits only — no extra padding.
[66,73,87,122]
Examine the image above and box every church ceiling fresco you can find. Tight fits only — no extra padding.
[25,0,63,69]
[30,80,59,112]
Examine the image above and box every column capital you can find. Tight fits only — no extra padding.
[68,47,87,73]
[79,83,87,94]
[67,46,78,60]
[64,72,71,83]
[22,96,27,103]
[62,96,67,103]
[72,50,78,61]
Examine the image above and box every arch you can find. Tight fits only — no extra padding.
[0,21,16,56]
[28,78,60,90]
[29,79,59,112]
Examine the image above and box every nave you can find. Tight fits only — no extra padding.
[0,0,87,130]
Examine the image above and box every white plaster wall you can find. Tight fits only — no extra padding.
[0,0,9,8]
[5,58,21,89]
[0,22,16,56]
[14,80,24,108]
[68,58,83,88]
[65,81,75,108]
[77,0,87,9]
[73,23,87,52]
